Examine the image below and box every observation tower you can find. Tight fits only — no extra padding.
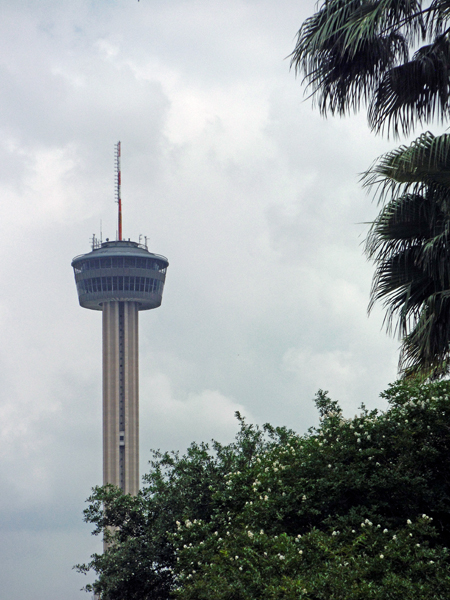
[71,143,169,495]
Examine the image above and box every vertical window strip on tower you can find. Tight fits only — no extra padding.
[118,302,125,491]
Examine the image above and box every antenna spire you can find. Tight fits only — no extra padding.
[115,141,122,241]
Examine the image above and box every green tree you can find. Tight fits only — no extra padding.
[78,381,450,599]
[291,0,450,377]
[365,131,450,377]
[290,0,450,138]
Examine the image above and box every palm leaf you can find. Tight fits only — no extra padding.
[400,293,450,377]
[365,132,450,377]
[369,37,450,135]
[428,0,450,35]
[291,0,450,135]
[363,132,450,202]
[291,0,411,116]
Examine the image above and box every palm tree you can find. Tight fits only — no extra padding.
[290,0,450,138]
[365,132,450,377]
[291,1,450,377]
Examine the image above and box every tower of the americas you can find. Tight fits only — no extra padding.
[71,143,169,495]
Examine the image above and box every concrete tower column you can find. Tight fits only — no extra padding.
[72,238,168,500]
[102,300,139,495]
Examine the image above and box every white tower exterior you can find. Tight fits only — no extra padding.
[102,300,139,494]
[72,239,169,494]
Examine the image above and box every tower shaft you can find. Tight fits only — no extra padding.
[72,238,168,497]
[102,301,139,495]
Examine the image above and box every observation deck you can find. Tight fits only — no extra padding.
[71,239,169,311]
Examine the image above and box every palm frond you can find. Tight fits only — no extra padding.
[291,0,450,135]
[365,193,436,259]
[428,0,450,35]
[363,132,450,202]
[369,246,434,334]
[400,293,450,376]
[365,132,450,377]
[369,36,450,135]
[291,0,411,116]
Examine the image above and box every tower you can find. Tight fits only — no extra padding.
[71,143,168,495]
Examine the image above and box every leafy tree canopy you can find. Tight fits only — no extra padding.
[291,0,450,137]
[78,380,450,599]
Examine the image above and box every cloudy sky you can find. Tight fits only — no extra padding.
[0,0,423,597]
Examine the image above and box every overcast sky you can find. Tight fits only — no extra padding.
[0,0,420,597]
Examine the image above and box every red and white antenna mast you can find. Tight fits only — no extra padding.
[115,141,122,241]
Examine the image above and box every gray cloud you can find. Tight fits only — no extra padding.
[0,1,400,598]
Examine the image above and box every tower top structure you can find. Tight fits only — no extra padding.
[71,141,169,312]
[71,142,169,497]
[71,240,168,311]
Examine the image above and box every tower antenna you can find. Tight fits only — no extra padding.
[115,141,122,241]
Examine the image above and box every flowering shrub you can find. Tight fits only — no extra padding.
[78,380,450,599]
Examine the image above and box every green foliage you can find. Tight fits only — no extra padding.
[292,2,450,379]
[364,132,450,377]
[291,0,450,138]
[78,381,450,599]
